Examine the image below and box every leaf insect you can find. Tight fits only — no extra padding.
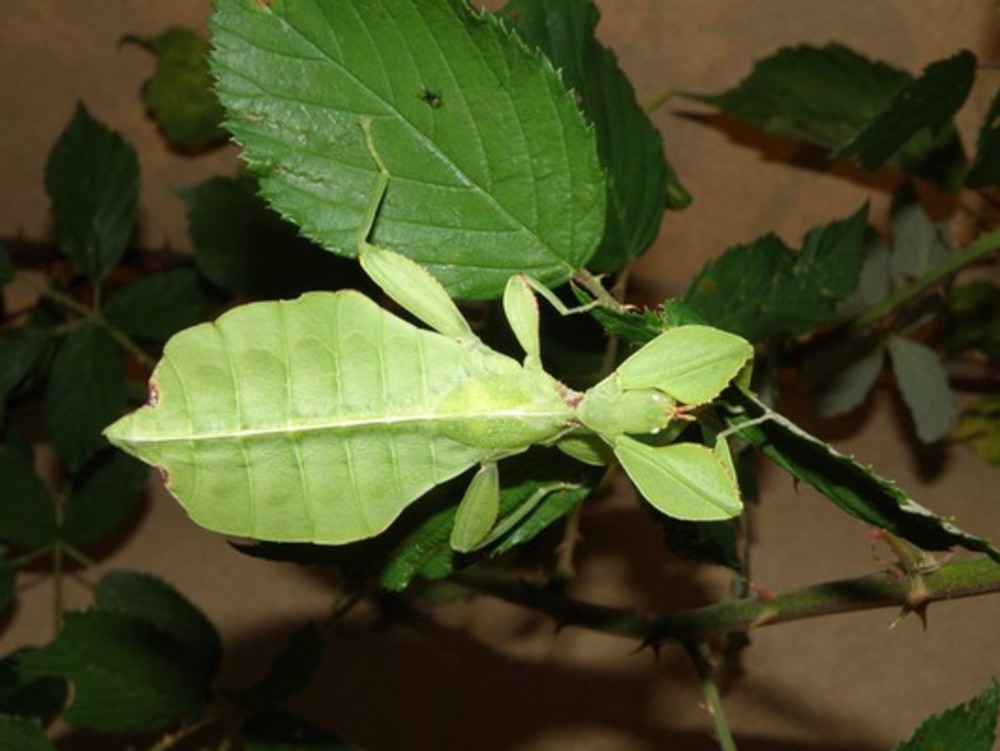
[104,120,753,553]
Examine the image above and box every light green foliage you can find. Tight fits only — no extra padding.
[106,216,752,547]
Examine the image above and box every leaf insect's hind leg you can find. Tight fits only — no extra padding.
[450,463,501,553]
[356,119,476,342]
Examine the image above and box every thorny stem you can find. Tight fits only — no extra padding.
[571,268,627,312]
[685,642,738,751]
[552,504,583,585]
[19,274,157,369]
[850,226,1000,331]
[451,555,1000,646]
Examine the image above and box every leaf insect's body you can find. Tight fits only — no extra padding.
[105,125,753,552]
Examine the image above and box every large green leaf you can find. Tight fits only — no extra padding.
[181,176,361,299]
[0,447,56,549]
[835,50,975,174]
[209,0,605,299]
[723,387,999,561]
[17,610,211,734]
[45,105,139,281]
[61,451,148,548]
[497,0,684,272]
[686,44,966,187]
[125,27,227,151]
[46,323,125,471]
[684,205,868,341]
[893,679,998,751]
[103,268,219,341]
[94,571,221,675]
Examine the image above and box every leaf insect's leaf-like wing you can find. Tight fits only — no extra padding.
[612,435,742,521]
[616,325,753,405]
[450,462,500,553]
[104,291,486,545]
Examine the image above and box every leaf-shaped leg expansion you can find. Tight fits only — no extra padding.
[612,435,742,521]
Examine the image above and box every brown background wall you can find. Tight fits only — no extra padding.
[2,2,999,750]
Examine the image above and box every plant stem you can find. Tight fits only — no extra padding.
[685,642,738,751]
[23,275,158,370]
[451,556,1000,646]
[851,227,1000,330]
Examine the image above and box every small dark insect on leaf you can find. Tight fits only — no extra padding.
[420,88,443,108]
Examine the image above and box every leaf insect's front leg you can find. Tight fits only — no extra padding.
[356,119,476,344]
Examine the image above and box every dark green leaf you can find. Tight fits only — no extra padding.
[687,44,910,150]
[893,678,998,751]
[210,0,605,299]
[0,329,51,411]
[62,451,148,547]
[103,268,219,341]
[946,281,1000,360]
[658,518,741,571]
[686,44,966,187]
[0,246,12,285]
[243,710,360,750]
[125,28,227,151]
[0,447,56,549]
[966,87,1000,188]
[887,335,955,444]
[497,0,683,272]
[0,652,67,726]
[17,610,211,734]
[0,716,53,751]
[685,205,868,341]
[236,624,322,711]
[836,51,975,173]
[45,323,125,471]
[724,387,999,561]
[94,570,221,675]
[181,176,362,300]
[45,105,139,281]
